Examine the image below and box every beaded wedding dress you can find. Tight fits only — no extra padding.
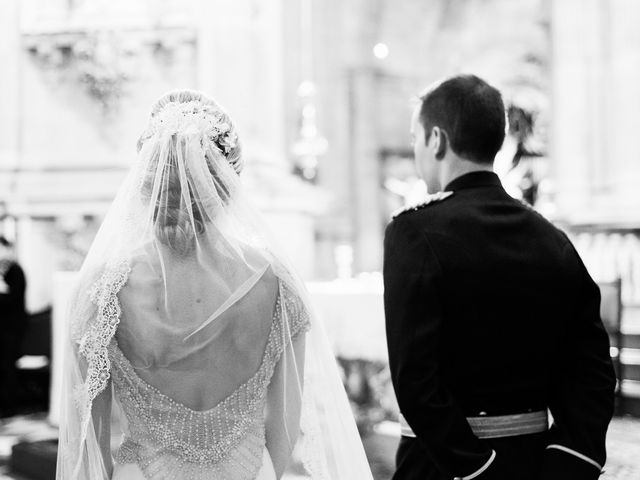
[56,91,373,480]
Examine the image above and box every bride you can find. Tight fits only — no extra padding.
[56,90,373,479]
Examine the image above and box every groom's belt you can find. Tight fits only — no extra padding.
[399,410,549,439]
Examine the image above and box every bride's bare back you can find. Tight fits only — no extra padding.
[116,251,280,411]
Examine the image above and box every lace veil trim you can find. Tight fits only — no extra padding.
[74,260,131,414]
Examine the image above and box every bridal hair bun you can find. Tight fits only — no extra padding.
[139,90,243,175]
[140,142,207,256]
[139,90,243,255]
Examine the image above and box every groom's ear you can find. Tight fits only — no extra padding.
[432,127,448,160]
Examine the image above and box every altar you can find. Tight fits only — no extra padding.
[307,275,387,362]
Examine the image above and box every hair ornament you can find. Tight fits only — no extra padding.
[146,100,239,155]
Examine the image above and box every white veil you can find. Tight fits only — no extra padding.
[56,90,373,479]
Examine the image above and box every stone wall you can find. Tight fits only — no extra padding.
[0,0,322,311]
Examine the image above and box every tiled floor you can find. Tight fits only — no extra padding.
[0,413,638,479]
[601,417,640,480]
[0,413,56,480]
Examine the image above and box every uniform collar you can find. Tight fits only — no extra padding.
[444,171,502,192]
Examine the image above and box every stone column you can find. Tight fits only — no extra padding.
[605,0,640,216]
[342,0,385,274]
[550,0,603,218]
[196,0,322,279]
[551,0,640,222]
[196,0,286,165]
[49,271,76,426]
[17,217,55,313]
[0,0,20,171]
[348,66,384,273]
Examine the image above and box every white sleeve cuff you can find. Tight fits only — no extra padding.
[546,444,603,471]
[454,450,496,480]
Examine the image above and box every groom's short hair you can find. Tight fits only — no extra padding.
[418,74,506,164]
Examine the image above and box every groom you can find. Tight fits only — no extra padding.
[384,74,616,480]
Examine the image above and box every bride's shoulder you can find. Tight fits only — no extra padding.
[269,261,297,291]
[116,243,160,290]
[251,263,280,302]
[238,244,283,286]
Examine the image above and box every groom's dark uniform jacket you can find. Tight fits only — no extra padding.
[384,172,616,480]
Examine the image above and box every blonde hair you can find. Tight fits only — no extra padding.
[139,90,243,255]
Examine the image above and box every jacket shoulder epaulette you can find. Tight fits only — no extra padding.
[392,191,454,219]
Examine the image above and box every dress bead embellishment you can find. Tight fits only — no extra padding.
[106,278,310,479]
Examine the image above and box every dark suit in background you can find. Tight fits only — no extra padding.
[384,171,616,480]
[0,258,27,415]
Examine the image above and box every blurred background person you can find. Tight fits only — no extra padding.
[0,236,27,417]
